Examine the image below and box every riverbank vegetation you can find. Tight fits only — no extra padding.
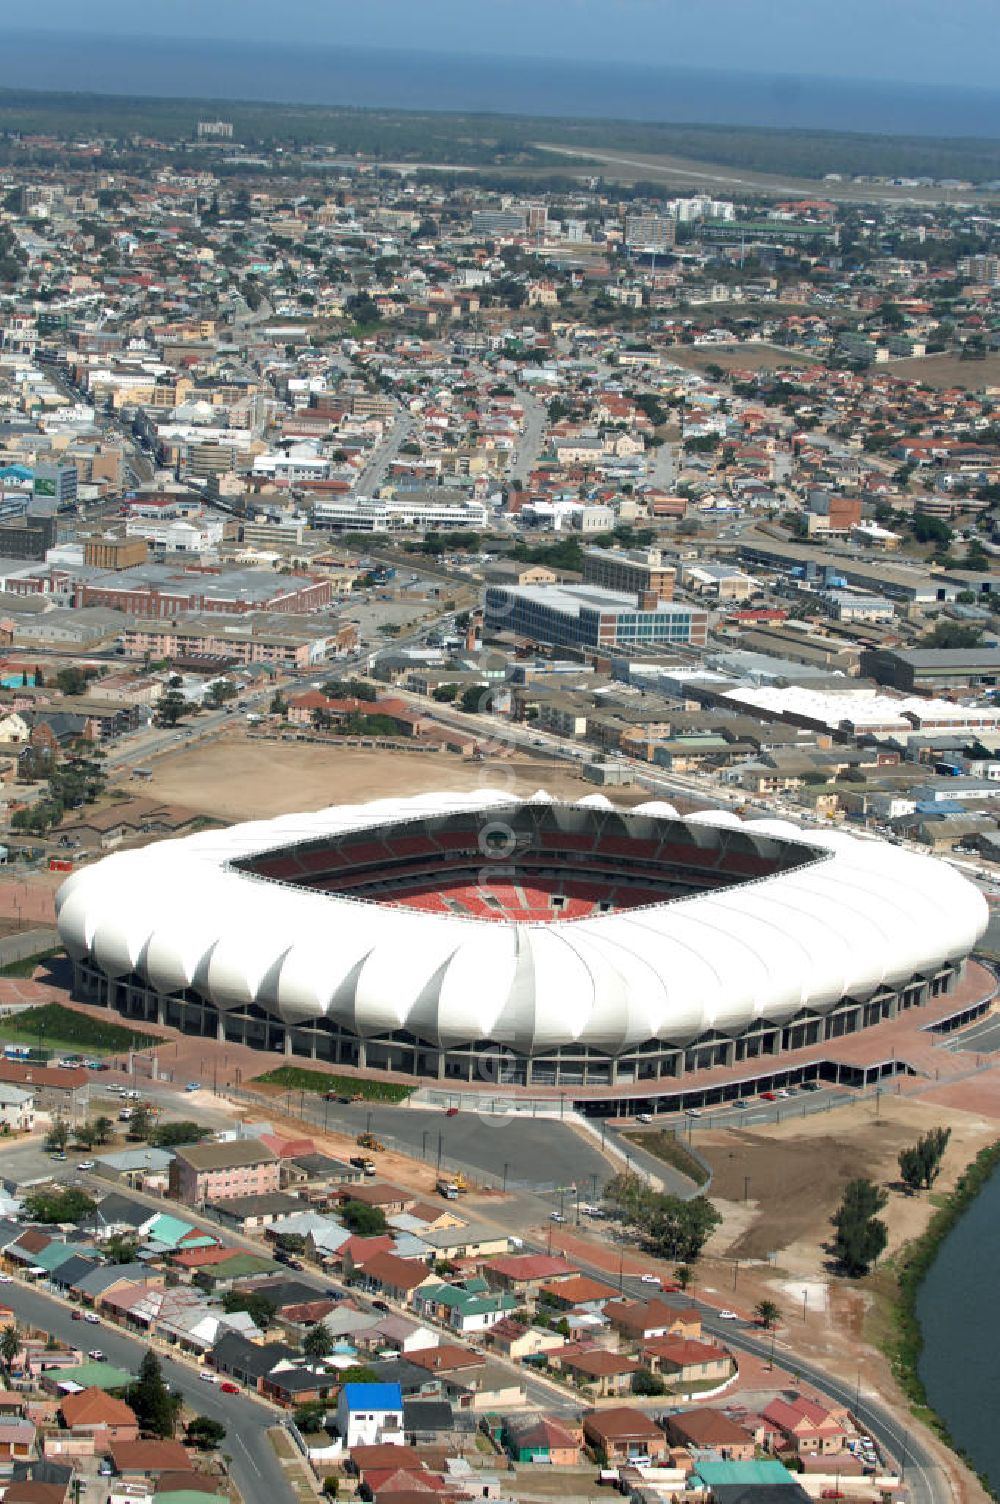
[880,1138,1000,1497]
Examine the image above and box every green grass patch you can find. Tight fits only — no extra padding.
[254,1064,414,1103]
[623,1128,710,1187]
[877,1137,1000,1496]
[0,947,64,979]
[0,1002,157,1056]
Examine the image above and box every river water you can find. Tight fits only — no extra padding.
[916,1164,1000,1492]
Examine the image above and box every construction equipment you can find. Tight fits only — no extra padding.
[356,1132,385,1152]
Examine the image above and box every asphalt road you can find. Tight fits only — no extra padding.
[2,1281,295,1504]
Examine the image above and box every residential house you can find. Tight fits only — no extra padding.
[336,1383,405,1449]
[487,1320,565,1362]
[0,1086,33,1132]
[481,1255,577,1306]
[664,1408,756,1461]
[503,1415,581,1465]
[582,1409,669,1464]
[642,1338,734,1387]
[413,1281,518,1336]
[0,1420,36,1462]
[110,1441,192,1477]
[58,1390,138,1446]
[760,1397,850,1456]
[552,1346,640,1398]
[606,1297,699,1346]
[353,1253,435,1308]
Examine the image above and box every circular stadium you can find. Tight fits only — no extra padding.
[55,789,990,1100]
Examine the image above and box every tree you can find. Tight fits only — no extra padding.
[302,1322,333,1360]
[150,1121,211,1148]
[221,1290,276,1331]
[156,688,188,728]
[127,1351,178,1438]
[205,679,237,709]
[92,1115,115,1146]
[832,1177,889,1277]
[73,1122,98,1151]
[632,1368,666,1396]
[23,1187,97,1225]
[55,666,89,696]
[899,1127,951,1193]
[674,1264,694,1292]
[186,1416,227,1450]
[340,1200,387,1235]
[44,1119,69,1152]
[104,1235,139,1264]
[0,1324,18,1374]
[127,1103,153,1141]
[270,691,288,718]
[460,685,488,715]
[755,1299,781,1330]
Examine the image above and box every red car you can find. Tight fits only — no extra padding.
[219,1382,239,1395]
[760,1091,777,1102]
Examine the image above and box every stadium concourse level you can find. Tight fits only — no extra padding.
[232,802,821,923]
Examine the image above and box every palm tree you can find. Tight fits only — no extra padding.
[755,1299,781,1330]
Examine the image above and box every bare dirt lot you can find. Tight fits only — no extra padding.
[664,343,817,374]
[883,351,1000,390]
[123,733,602,822]
[700,1093,997,1270]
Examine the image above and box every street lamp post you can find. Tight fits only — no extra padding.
[502,1162,509,1193]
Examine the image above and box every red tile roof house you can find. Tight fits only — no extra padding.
[664,1408,756,1461]
[606,1298,699,1346]
[551,1346,640,1399]
[641,1338,735,1387]
[58,1389,139,1445]
[481,1255,578,1305]
[538,1275,619,1313]
[582,1409,668,1464]
[110,1440,193,1475]
[761,1396,851,1456]
[355,1253,437,1307]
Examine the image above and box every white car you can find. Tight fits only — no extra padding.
[636,1114,653,1124]
[686,1107,703,1117]
[718,1309,739,1321]
[199,1370,220,1384]
[640,1274,661,1285]
[85,1313,100,1325]
[77,1160,95,1171]
[0,1274,12,1285]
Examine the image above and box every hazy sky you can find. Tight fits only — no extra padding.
[15,1,999,89]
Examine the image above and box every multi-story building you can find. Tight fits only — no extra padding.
[583,547,676,602]
[484,584,707,652]
[84,537,149,571]
[121,612,356,669]
[624,214,676,252]
[169,1138,280,1205]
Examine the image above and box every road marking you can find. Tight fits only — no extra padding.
[235,1435,262,1476]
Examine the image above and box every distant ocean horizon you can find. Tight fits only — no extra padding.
[6,30,1000,141]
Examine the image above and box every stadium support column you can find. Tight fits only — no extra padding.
[216,1014,225,1043]
[357,1039,367,1069]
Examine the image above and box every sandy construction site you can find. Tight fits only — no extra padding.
[120,731,609,822]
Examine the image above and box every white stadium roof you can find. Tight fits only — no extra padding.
[55,790,989,1058]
